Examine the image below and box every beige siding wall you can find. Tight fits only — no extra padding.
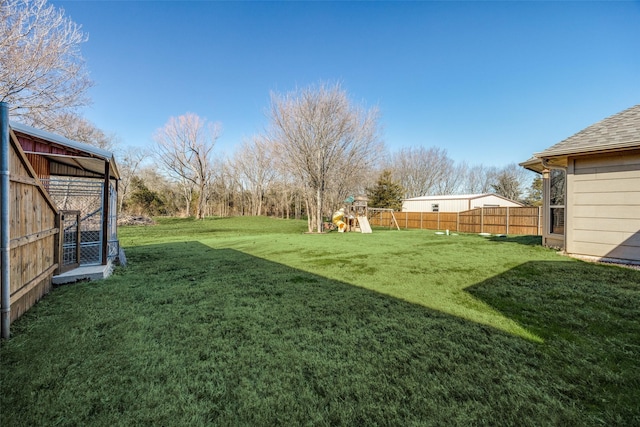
[566,151,640,262]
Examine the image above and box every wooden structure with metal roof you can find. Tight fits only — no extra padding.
[1,110,121,337]
[10,121,120,269]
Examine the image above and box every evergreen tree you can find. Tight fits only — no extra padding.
[367,170,404,210]
[523,176,543,206]
[127,177,169,216]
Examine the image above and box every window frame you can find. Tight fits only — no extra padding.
[548,168,566,236]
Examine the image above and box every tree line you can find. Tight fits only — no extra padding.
[118,87,540,230]
[3,0,541,232]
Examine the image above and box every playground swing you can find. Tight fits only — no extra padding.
[367,207,401,231]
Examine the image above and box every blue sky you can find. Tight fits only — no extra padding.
[51,0,640,167]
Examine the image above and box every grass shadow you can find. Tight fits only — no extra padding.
[2,241,639,426]
[466,260,640,425]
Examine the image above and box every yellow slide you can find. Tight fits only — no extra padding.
[332,209,347,232]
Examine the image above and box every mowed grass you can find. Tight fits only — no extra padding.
[1,216,639,426]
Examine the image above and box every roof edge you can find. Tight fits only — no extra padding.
[534,140,640,158]
[9,120,115,161]
[519,157,544,174]
[403,193,490,201]
[403,193,523,204]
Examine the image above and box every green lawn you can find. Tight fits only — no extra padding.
[2,216,639,426]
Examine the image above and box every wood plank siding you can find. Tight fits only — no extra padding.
[25,152,50,180]
[3,132,59,322]
[567,151,640,262]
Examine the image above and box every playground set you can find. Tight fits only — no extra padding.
[331,195,373,233]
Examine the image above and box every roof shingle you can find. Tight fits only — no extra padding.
[536,104,640,158]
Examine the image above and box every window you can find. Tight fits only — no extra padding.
[549,169,565,235]
[431,204,439,212]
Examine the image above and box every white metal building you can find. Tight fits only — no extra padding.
[402,193,524,212]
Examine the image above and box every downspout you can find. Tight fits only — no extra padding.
[1,102,11,339]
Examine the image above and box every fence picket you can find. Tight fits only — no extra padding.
[369,207,541,235]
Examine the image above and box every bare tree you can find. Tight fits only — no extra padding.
[232,136,277,216]
[115,147,147,213]
[208,158,230,217]
[46,112,117,150]
[267,82,383,232]
[153,113,220,219]
[268,179,298,218]
[270,141,306,220]
[213,158,248,217]
[390,146,455,198]
[490,163,532,202]
[1,0,93,128]
[434,161,466,195]
[461,164,498,194]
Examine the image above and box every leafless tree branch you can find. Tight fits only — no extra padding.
[267,82,383,232]
[1,0,93,127]
[153,113,221,219]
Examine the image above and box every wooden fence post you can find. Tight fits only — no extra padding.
[506,207,510,235]
[538,206,542,236]
[481,207,484,234]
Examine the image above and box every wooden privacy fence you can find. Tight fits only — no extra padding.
[2,130,59,324]
[369,207,542,235]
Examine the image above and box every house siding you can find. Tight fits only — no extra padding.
[566,151,640,262]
